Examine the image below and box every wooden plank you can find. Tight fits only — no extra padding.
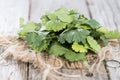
[0,0,29,80]
[107,67,120,80]
[0,0,29,35]
[30,0,90,22]
[29,65,42,80]
[87,0,120,80]
[106,0,120,30]
[0,60,27,80]
[99,0,120,80]
[61,63,108,80]
[86,0,116,30]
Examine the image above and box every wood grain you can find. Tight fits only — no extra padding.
[0,0,29,80]
[0,0,29,35]
[86,0,120,80]
[30,0,90,22]
[86,0,117,30]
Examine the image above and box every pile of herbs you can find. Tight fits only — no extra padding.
[19,8,120,62]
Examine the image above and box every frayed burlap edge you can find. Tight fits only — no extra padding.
[0,35,119,80]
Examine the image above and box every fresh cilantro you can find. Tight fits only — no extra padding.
[19,7,117,62]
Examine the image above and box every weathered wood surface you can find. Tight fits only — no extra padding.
[87,0,120,80]
[0,0,120,80]
[0,0,29,80]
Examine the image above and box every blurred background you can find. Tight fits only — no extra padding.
[0,0,120,35]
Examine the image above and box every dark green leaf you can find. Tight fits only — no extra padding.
[100,35,108,46]
[64,52,86,62]
[49,42,68,56]
[84,19,101,29]
[58,29,90,43]
[26,32,50,52]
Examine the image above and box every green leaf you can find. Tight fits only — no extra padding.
[46,13,57,20]
[105,30,120,39]
[26,32,50,52]
[55,7,69,15]
[57,14,73,23]
[97,27,109,34]
[69,9,78,14]
[100,35,108,46]
[64,52,86,62]
[46,20,67,32]
[84,19,101,29]
[19,22,37,36]
[75,24,91,29]
[34,23,42,31]
[49,42,86,61]
[49,42,68,56]
[20,18,24,27]
[72,42,87,53]
[41,15,50,25]
[54,7,73,23]
[58,29,90,43]
[87,36,101,52]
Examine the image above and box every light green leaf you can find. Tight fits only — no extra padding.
[97,27,109,34]
[19,22,37,36]
[46,20,67,32]
[69,9,78,14]
[87,36,101,52]
[57,14,73,23]
[72,42,87,53]
[54,7,73,23]
[46,13,57,20]
[105,30,120,39]
[41,15,50,25]
[20,18,24,27]
[55,7,69,15]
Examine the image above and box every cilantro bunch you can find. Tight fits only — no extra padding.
[19,8,120,62]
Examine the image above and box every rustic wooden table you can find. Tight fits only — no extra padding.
[0,0,120,80]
